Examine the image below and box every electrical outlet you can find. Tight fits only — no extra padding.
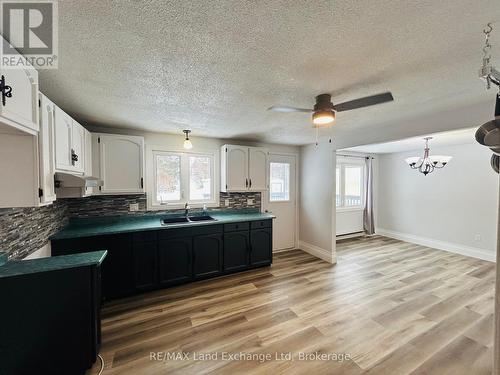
[129,203,139,212]
[224,199,230,206]
[474,234,482,242]
[247,198,254,205]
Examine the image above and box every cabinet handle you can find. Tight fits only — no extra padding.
[71,149,78,165]
[0,75,13,107]
[249,179,252,189]
[245,178,248,188]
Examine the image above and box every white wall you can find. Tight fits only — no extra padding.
[299,141,336,263]
[377,141,498,261]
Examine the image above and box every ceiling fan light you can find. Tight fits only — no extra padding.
[312,110,335,126]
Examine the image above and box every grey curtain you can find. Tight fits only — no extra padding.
[363,157,375,235]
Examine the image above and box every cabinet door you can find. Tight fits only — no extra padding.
[98,134,144,194]
[158,238,192,286]
[223,231,249,272]
[54,106,73,171]
[51,234,134,300]
[0,59,39,133]
[225,145,248,191]
[193,234,222,279]
[38,94,57,205]
[250,228,272,267]
[133,242,158,291]
[248,147,268,191]
[71,122,85,173]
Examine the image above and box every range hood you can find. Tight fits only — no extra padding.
[55,172,103,188]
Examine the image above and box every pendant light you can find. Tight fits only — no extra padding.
[183,130,193,150]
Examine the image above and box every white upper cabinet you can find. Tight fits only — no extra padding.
[221,145,268,192]
[248,147,268,191]
[71,121,85,173]
[54,106,73,171]
[93,133,144,194]
[54,106,85,174]
[0,38,39,134]
[38,93,57,205]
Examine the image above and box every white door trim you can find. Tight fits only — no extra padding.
[264,152,299,251]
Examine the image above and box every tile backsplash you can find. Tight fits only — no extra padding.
[0,192,261,259]
[65,192,261,218]
[0,201,69,260]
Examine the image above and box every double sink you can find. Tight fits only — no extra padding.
[161,215,217,226]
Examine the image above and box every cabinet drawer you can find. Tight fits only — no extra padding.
[250,220,272,229]
[159,224,223,240]
[132,231,157,243]
[224,222,249,232]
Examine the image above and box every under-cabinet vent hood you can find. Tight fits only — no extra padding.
[55,172,103,188]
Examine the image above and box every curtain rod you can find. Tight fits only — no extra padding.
[336,153,374,159]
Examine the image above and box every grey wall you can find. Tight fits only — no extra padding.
[299,141,336,259]
[377,141,498,254]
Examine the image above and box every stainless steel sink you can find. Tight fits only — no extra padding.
[161,215,217,226]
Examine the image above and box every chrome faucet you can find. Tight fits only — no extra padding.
[184,202,190,218]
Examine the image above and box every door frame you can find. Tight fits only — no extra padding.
[263,152,299,252]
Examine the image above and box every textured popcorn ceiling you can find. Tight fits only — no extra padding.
[39,0,500,145]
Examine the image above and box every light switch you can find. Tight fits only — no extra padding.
[129,203,139,212]
[247,198,254,205]
[224,199,230,206]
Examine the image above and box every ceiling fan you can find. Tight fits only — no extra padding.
[268,92,394,127]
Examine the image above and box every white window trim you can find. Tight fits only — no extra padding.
[146,145,220,210]
[336,158,365,211]
[269,161,291,203]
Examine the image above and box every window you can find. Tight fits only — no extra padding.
[336,161,364,209]
[270,162,290,201]
[152,150,216,207]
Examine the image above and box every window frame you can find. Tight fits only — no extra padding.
[269,161,291,203]
[336,158,365,211]
[147,146,219,210]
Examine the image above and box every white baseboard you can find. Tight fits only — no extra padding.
[298,241,336,264]
[376,228,496,262]
[337,231,365,240]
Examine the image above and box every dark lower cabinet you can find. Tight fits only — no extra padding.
[51,219,273,301]
[158,237,192,286]
[133,241,158,290]
[193,233,223,279]
[0,265,101,375]
[250,227,272,266]
[52,234,134,300]
[224,231,250,272]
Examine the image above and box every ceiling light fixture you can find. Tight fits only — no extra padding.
[404,137,452,175]
[183,129,193,150]
[312,110,335,126]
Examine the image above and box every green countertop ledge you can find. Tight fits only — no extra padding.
[51,210,276,240]
[0,250,107,279]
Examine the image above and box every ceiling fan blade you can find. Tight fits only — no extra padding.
[267,106,312,113]
[333,92,394,112]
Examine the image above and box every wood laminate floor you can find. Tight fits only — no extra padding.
[90,236,496,375]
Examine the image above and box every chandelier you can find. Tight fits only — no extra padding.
[404,137,452,175]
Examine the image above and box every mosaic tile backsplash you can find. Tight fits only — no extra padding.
[0,192,261,259]
[0,201,69,260]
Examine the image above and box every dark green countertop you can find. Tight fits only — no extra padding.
[51,210,275,240]
[0,250,107,279]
